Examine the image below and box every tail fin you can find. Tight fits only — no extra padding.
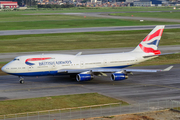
[132,25,165,55]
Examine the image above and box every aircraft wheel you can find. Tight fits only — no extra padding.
[20,80,24,84]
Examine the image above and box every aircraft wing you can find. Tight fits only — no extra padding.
[58,66,173,81]
[58,66,173,74]
[92,66,173,73]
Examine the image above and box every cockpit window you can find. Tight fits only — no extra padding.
[13,58,20,61]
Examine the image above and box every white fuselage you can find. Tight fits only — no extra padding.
[1,51,153,76]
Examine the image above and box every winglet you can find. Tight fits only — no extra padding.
[162,66,173,71]
[76,52,82,56]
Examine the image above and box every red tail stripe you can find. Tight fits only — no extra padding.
[139,44,161,55]
[153,50,161,55]
[143,29,164,42]
[25,57,51,62]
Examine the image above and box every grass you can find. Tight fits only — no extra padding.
[0,7,178,30]
[173,107,180,111]
[0,18,176,30]
[110,11,180,19]
[0,29,180,53]
[0,93,127,115]
[0,62,7,76]
[0,14,98,22]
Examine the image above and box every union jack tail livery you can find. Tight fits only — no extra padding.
[132,25,165,55]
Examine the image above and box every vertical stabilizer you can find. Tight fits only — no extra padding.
[132,25,165,55]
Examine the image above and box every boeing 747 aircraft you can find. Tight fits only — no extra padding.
[1,25,174,84]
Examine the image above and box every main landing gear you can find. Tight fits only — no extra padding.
[70,74,76,81]
[19,77,24,84]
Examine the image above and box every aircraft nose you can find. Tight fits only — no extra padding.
[1,64,9,73]
[1,65,6,72]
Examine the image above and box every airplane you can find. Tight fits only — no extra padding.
[1,25,174,84]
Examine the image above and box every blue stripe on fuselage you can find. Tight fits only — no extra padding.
[6,65,132,76]
[8,71,59,76]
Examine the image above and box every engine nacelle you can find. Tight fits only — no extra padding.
[76,74,94,82]
[111,73,128,81]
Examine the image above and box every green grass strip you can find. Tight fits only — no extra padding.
[0,14,97,22]
[0,93,127,115]
[0,19,176,30]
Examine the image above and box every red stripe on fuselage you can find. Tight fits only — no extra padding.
[143,29,164,42]
[25,57,52,62]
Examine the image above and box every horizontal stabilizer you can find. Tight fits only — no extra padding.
[161,66,173,71]
[143,52,179,58]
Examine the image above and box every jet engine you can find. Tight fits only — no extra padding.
[76,74,94,82]
[111,73,128,81]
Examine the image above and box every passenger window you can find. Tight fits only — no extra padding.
[13,58,20,61]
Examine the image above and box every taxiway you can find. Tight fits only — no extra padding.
[0,25,180,36]
[0,64,180,104]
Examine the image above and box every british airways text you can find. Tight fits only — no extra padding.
[39,60,72,66]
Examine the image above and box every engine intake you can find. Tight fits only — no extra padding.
[111,73,128,81]
[76,74,94,82]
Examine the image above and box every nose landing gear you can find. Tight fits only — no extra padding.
[19,77,24,84]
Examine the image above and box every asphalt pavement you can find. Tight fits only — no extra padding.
[1,46,180,104]
[0,64,180,104]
